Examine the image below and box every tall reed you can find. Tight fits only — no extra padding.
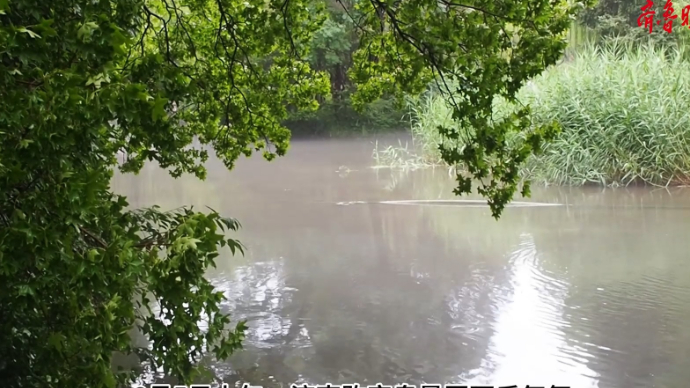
[404,42,690,187]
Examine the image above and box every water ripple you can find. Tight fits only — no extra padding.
[462,234,601,388]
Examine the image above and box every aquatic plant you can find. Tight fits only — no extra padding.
[371,139,452,173]
[398,42,690,187]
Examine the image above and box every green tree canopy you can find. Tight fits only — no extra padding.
[0,0,592,386]
[578,0,690,44]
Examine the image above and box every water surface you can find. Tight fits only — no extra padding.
[112,136,690,388]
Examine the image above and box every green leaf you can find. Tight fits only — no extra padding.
[17,285,34,296]
[47,333,64,352]
[87,249,99,261]
[102,372,116,388]
[86,73,110,88]
[151,96,168,122]
[17,27,40,39]
[76,21,99,40]
[36,19,57,37]
[18,139,33,148]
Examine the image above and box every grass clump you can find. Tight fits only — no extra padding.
[394,41,690,187]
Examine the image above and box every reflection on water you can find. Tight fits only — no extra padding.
[463,234,599,387]
[112,135,690,388]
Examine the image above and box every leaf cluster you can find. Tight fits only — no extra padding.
[346,0,594,216]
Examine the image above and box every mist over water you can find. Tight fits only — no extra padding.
[112,135,690,388]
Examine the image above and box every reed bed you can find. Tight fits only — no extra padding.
[385,42,690,187]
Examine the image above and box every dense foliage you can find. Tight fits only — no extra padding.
[0,0,327,386]
[578,0,690,45]
[284,0,405,135]
[0,0,591,386]
[405,42,690,187]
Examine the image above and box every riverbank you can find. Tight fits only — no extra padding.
[284,96,407,137]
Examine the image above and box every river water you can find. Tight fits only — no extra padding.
[111,135,690,388]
